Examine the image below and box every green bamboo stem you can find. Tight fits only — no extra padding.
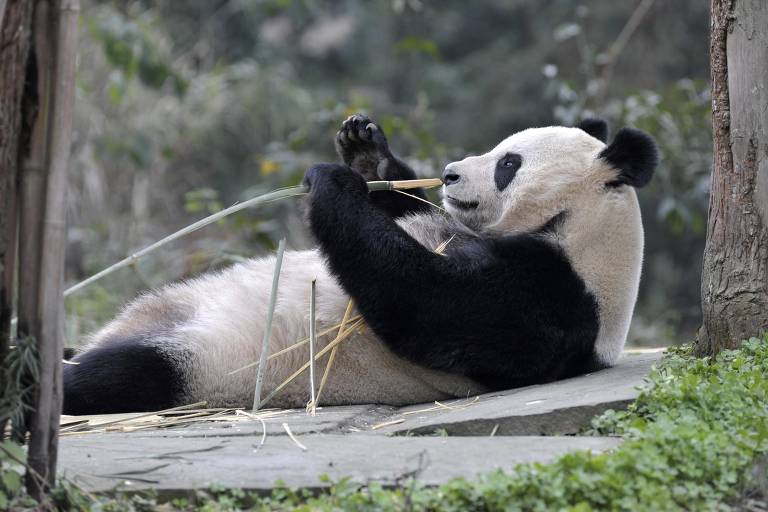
[252,237,286,412]
[62,178,441,297]
[64,185,307,297]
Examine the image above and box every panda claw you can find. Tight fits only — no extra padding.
[335,113,392,180]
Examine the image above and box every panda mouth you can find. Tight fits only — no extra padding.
[445,196,479,210]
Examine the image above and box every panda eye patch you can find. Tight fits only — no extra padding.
[495,153,522,191]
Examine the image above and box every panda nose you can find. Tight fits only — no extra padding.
[442,169,461,186]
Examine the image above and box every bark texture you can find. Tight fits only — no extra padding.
[0,0,34,436]
[26,0,79,497]
[698,0,768,354]
[17,0,50,353]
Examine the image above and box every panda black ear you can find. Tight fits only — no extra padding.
[576,118,608,143]
[599,127,659,188]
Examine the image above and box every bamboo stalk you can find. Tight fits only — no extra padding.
[387,178,443,190]
[7,0,51,447]
[307,280,317,415]
[26,0,79,497]
[62,178,442,297]
[63,187,306,297]
[18,0,51,360]
[252,238,287,411]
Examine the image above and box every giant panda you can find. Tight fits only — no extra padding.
[63,114,658,414]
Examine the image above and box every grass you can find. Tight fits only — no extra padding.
[2,334,768,510]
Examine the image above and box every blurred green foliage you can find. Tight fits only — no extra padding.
[0,440,27,509]
[66,0,710,346]
[86,9,188,101]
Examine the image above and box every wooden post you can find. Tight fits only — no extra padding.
[698,0,768,355]
[0,0,35,440]
[25,0,79,497]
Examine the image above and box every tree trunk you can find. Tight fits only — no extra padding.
[25,0,79,497]
[698,0,768,355]
[0,0,34,438]
[18,0,51,354]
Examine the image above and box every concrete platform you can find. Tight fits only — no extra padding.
[57,350,663,492]
[375,351,662,437]
[59,434,621,492]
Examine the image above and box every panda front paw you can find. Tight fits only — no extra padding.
[335,114,392,181]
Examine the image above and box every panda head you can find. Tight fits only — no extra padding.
[441,119,658,235]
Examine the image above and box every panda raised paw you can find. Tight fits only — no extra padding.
[335,114,392,181]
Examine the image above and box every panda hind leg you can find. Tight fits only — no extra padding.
[63,335,187,415]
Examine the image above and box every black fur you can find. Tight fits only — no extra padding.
[63,335,185,415]
[335,114,430,218]
[576,118,609,143]
[494,153,523,191]
[537,210,569,235]
[599,128,659,188]
[303,164,601,390]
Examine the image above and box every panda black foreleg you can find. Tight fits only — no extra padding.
[335,114,431,218]
[303,164,523,378]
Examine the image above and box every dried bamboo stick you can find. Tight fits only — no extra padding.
[307,280,317,415]
[60,401,207,433]
[282,422,307,451]
[226,313,364,376]
[258,317,365,408]
[386,178,443,190]
[312,299,356,408]
[267,315,362,361]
